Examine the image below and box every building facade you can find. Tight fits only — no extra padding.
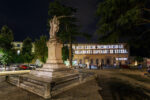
[72,43,129,66]
[12,42,35,54]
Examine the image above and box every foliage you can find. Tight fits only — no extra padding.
[0,25,14,51]
[34,36,48,63]
[0,50,10,65]
[62,46,69,61]
[0,49,12,70]
[96,0,150,57]
[11,50,24,63]
[22,37,33,64]
[134,56,144,62]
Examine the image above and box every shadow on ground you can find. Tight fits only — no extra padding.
[96,76,150,100]
[109,78,150,100]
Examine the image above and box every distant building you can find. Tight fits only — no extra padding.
[71,43,129,66]
[12,42,35,54]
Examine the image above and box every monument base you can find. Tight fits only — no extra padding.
[8,68,95,99]
[8,35,95,98]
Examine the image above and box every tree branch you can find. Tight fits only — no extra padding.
[57,15,74,19]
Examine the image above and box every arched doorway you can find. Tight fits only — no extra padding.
[90,59,93,64]
[106,59,110,65]
[96,59,99,66]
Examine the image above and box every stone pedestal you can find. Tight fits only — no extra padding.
[29,38,67,78]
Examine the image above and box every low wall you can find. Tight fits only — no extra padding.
[0,70,30,76]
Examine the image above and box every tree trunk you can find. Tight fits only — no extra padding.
[66,24,73,68]
[4,64,6,71]
[69,34,72,68]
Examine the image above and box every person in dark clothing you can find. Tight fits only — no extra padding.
[89,63,91,69]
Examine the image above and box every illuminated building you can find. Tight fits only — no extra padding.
[72,43,129,66]
[12,42,35,54]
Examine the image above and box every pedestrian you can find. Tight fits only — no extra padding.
[114,63,117,68]
[138,64,142,70]
[98,63,101,69]
[100,63,103,70]
[89,63,91,69]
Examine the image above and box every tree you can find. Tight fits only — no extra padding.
[62,46,69,61]
[0,49,12,70]
[22,37,33,65]
[0,25,14,69]
[48,0,81,67]
[0,25,14,51]
[11,50,24,63]
[34,36,48,63]
[96,0,150,57]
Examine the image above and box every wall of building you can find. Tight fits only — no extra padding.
[72,43,129,66]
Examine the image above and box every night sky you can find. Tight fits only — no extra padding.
[0,0,99,42]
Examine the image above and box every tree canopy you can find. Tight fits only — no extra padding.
[96,0,150,57]
[48,0,80,43]
[0,25,14,51]
[22,37,33,64]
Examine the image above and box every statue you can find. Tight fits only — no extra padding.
[49,15,73,39]
[49,16,60,39]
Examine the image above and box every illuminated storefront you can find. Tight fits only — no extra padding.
[72,43,129,66]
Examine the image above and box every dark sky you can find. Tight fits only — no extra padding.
[0,0,99,42]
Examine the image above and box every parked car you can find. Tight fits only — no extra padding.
[19,65,29,70]
[79,64,87,68]
[29,64,37,69]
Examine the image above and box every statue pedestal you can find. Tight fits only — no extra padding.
[30,38,67,78]
[8,38,95,99]
[43,38,66,69]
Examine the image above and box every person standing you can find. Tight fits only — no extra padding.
[148,66,150,73]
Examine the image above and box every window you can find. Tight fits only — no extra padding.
[17,44,20,47]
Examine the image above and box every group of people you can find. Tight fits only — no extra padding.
[138,64,150,74]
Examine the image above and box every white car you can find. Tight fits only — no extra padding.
[29,64,37,69]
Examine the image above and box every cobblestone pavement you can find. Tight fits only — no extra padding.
[91,69,150,100]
